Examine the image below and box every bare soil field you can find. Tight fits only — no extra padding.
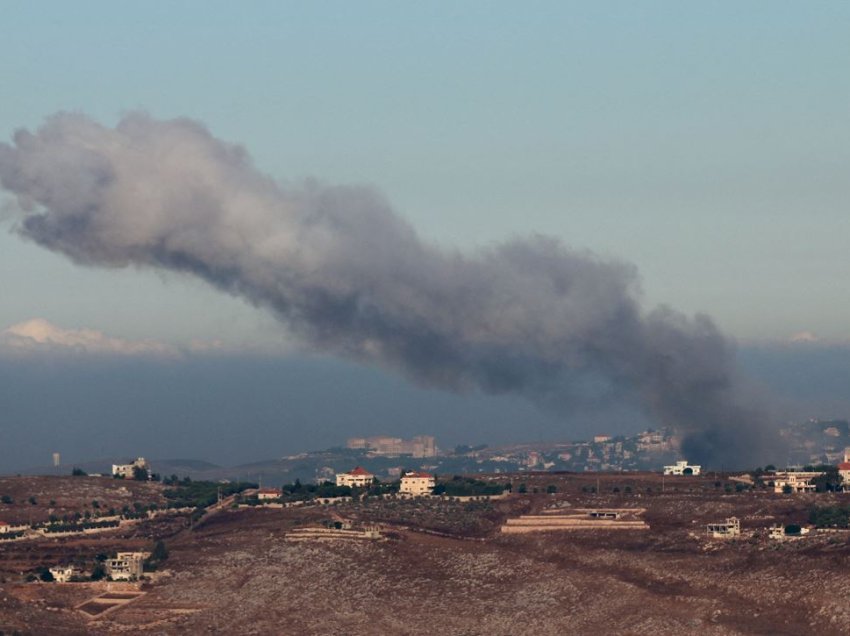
[1,472,849,635]
[0,476,165,525]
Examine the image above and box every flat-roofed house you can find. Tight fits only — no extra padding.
[663,460,701,476]
[399,472,435,496]
[106,552,148,581]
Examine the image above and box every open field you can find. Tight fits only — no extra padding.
[0,476,165,526]
[1,472,849,635]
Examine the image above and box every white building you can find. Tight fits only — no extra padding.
[49,565,77,582]
[399,472,435,496]
[663,460,701,476]
[335,467,375,488]
[257,488,281,501]
[771,471,822,493]
[0,522,9,534]
[112,457,148,479]
[106,552,148,581]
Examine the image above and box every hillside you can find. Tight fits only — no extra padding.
[1,472,849,634]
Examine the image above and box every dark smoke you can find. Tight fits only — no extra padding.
[0,113,780,467]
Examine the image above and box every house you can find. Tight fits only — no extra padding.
[257,488,281,501]
[0,522,9,534]
[771,471,822,493]
[106,552,148,581]
[49,565,77,582]
[707,517,741,538]
[399,472,435,496]
[335,467,375,488]
[112,457,148,479]
[838,462,850,485]
[663,460,701,476]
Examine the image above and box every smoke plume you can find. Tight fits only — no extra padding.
[0,113,778,466]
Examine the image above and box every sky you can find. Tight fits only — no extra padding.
[1,2,849,470]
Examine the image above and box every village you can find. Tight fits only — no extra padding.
[3,449,850,584]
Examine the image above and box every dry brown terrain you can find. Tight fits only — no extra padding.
[0,476,165,525]
[1,472,849,635]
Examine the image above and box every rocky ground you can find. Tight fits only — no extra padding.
[1,473,849,635]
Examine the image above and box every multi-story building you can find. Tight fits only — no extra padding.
[335,467,375,488]
[346,436,437,458]
[112,457,148,479]
[399,472,435,496]
[106,552,147,581]
[771,471,822,493]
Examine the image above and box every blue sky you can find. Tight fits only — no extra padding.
[1,2,850,470]
[2,1,849,343]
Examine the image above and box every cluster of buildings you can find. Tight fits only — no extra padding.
[335,466,436,495]
[346,435,437,458]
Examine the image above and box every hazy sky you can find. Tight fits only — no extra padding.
[1,3,850,470]
[2,1,849,344]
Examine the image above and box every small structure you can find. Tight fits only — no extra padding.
[257,488,281,501]
[588,510,620,520]
[399,471,435,496]
[49,565,77,583]
[706,517,741,538]
[112,457,148,479]
[663,460,701,476]
[335,466,375,488]
[106,552,148,581]
[771,471,822,493]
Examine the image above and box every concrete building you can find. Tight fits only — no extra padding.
[400,472,435,496]
[106,552,148,581]
[346,435,437,458]
[112,457,148,479]
[707,517,741,538]
[771,471,822,493]
[663,460,701,476]
[257,488,281,501]
[335,466,375,488]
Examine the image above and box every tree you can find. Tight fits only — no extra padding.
[132,466,149,481]
[546,485,557,494]
[28,496,37,505]
[71,467,87,476]
[38,567,54,582]
[90,563,106,581]
[1,495,12,504]
[518,484,527,494]
[782,485,793,494]
[150,540,168,562]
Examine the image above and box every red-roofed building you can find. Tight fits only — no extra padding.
[400,472,435,496]
[0,521,9,534]
[336,467,375,488]
[257,488,281,501]
[838,462,850,485]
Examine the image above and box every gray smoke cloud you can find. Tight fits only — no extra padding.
[0,112,779,467]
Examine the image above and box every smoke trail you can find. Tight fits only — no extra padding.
[0,112,779,466]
